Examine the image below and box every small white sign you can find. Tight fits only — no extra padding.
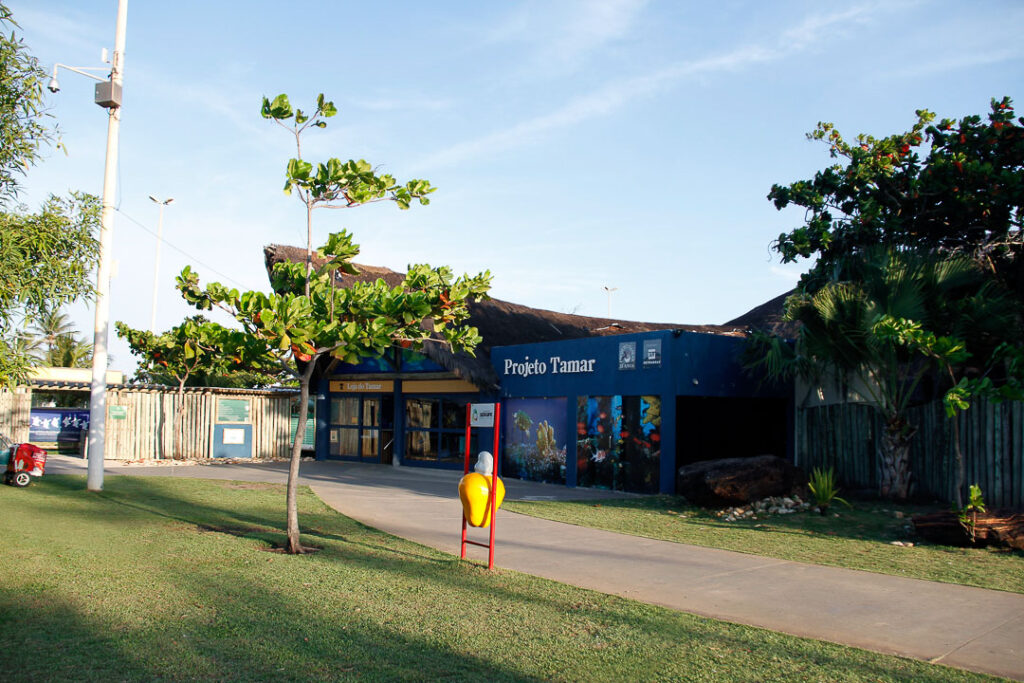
[470,403,495,428]
[222,428,246,445]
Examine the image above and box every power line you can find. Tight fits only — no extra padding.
[114,208,250,289]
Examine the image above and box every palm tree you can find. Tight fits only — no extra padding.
[46,333,92,368]
[30,307,75,360]
[749,248,1018,501]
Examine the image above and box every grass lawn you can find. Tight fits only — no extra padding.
[0,476,998,682]
[504,496,1024,594]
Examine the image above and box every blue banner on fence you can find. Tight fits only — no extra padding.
[29,409,90,444]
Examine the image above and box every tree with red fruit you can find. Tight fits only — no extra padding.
[753,98,1024,503]
[772,97,1023,299]
[116,316,269,458]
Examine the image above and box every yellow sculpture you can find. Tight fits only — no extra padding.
[459,451,505,527]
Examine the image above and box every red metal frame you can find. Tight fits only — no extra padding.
[459,402,502,569]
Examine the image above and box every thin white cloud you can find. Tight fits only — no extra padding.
[780,3,877,50]
[486,0,650,74]
[884,46,1024,80]
[350,95,454,113]
[550,0,650,67]
[420,3,892,169]
[418,44,773,169]
[10,5,105,54]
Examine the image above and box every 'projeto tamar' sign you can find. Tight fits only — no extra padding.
[470,403,495,428]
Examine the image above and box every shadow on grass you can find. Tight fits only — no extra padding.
[3,476,991,681]
[0,572,550,682]
[37,474,448,566]
[516,494,934,546]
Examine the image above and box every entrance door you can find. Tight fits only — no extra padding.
[328,394,394,463]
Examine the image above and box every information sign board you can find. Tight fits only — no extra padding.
[469,403,495,428]
[216,398,251,423]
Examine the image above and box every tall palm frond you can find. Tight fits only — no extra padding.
[46,333,92,368]
[31,307,75,354]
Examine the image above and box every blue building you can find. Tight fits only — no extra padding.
[265,246,792,495]
[492,331,790,494]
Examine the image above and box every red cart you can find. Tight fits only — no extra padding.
[1,432,46,487]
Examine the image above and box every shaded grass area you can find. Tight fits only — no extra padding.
[0,476,997,682]
[504,496,1024,594]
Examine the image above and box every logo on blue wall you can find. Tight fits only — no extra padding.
[643,339,662,369]
[618,342,636,370]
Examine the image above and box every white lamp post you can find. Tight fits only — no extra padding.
[66,0,126,492]
[148,196,173,333]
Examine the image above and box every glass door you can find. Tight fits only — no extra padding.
[328,394,393,463]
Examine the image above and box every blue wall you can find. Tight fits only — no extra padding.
[491,330,789,493]
[312,330,790,494]
[493,330,782,399]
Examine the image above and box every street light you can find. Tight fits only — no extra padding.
[47,61,108,93]
[47,0,128,491]
[148,196,174,333]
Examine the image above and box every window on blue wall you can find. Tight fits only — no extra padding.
[404,397,476,464]
[503,398,567,484]
[576,395,661,493]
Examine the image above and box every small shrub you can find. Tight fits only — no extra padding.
[955,483,986,544]
[807,467,851,515]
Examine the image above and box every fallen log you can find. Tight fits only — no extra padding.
[911,509,1024,550]
[676,455,804,508]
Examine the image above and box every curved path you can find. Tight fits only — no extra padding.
[48,456,1024,680]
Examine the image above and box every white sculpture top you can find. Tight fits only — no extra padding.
[474,451,494,476]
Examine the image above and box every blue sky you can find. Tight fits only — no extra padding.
[9,0,1024,374]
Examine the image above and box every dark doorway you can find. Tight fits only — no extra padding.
[675,396,788,467]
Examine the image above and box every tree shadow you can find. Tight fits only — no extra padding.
[4,475,985,681]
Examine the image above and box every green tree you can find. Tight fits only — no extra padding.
[116,316,268,459]
[751,250,964,499]
[178,232,490,552]
[757,99,1024,503]
[0,6,100,386]
[30,306,76,358]
[0,3,55,204]
[771,97,1023,299]
[1,194,101,386]
[170,94,489,553]
[32,307,93,369]
[46,333,92,368]
[261,93,435,295]
[122,316,287,390]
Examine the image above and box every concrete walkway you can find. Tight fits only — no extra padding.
[48,456,1024,680]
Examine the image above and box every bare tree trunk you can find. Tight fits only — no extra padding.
[304,202,313,297]
[285,360,316,554]
[174,379,186,460]
[878,417,916,500]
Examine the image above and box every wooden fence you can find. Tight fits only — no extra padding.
[798,398,1024,508]
[0,389,32,442]
[103,388,295,460]
[2,386,297,461]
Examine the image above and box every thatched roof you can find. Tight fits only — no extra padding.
[264,245,770,390]
[723,289,799,337]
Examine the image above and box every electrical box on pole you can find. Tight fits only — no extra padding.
[94,81,122,108]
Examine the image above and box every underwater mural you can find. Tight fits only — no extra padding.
[576,395,661,493]
[502,398,567,484]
